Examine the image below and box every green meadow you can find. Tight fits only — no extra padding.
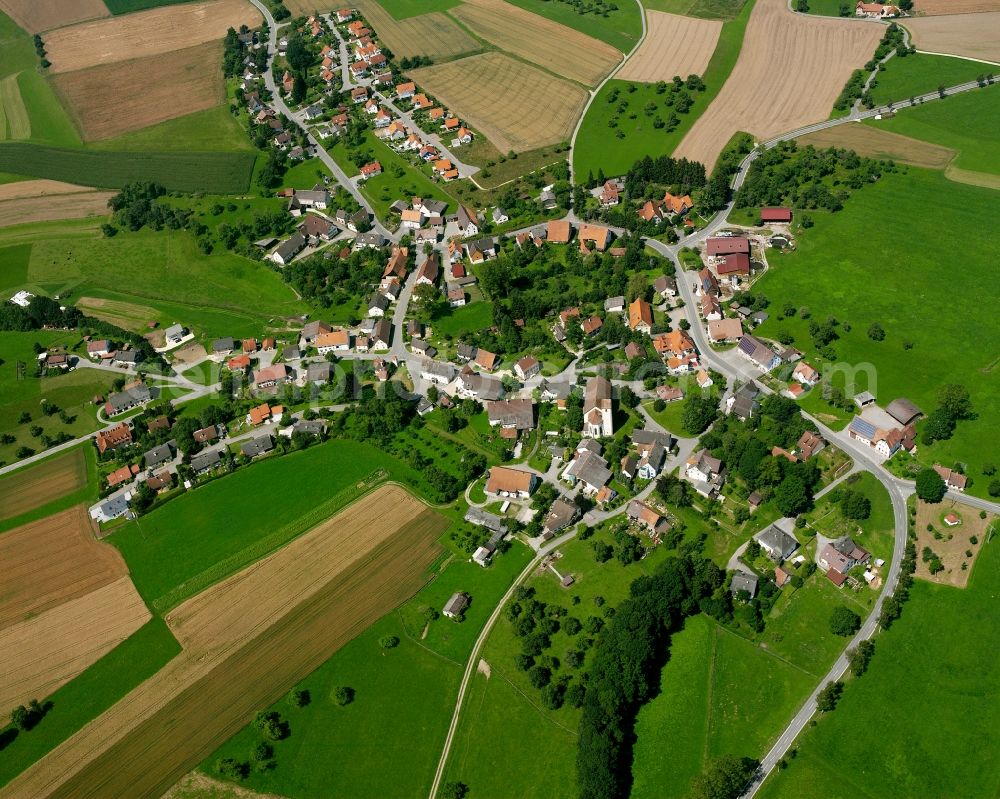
[760,537,1000,799]
[868,53,987,107]
[643,0,746,18]
[504,0,642,52]
[755,167,1000,489]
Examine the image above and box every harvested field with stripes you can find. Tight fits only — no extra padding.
[0,191,113,227]
[451,0,621,85]
[353,0,480,59]
[0,74,30,140]
[617,11,722,82]
[903,12,1000,64]
[53,42,226,140]
[43,0,260,73]
[0,447,88,522]
[0,0,109,34]
[910,0,1000,13]
[796,123,956,169]
[0,486,447,799]
[674,0,881,168]
[410,52,588,152]
[0,504,150,714]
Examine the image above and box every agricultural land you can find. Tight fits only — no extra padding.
[618,11,722,83]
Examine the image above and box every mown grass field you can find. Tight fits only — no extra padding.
[759,537,1000,799]
[104,0,201,13]
[373,0,459,17]
[0,142,256,192]
[503,0,641,52]
[90,104,252,153]
[206,545,531,798]
[870,83,1000,175]
[0,618,181,789]
[644,0,747,17]
[755,167,999,491]
[868,53,987,106]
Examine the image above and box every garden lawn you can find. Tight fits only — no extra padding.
[868,53,987,107]
[754,167,1000,490]
[870,83,1000,175]
[109,439,433,611]
[503,0,641,52]
[631,616,816,799]
[358,135,456,222]
[432,300,495,339]
[759,537,1000,799]
[0,618,181,789]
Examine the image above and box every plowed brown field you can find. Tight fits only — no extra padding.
[0,0,108,34]
[0,447,88,523]
[410,52,588,151]
[903,12,1000,63]
[53,42,226,140]
[0,180,99,200]
[674,0,882,168]
[451,0,621,85]
[0,577,150,713]
[0,193,114,228]
[44,0,261,73]
[618,11,722,83]
[912,0,1000,14]
[353,0,481,60]
[0,486,447,799]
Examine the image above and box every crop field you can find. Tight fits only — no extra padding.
[353,0,480,59]
[74,296,161,330]
[755,167,999,492]
[90,104,253,152]
[618,11,722,82]
[450,0,621,85]
[504,0,641,51]
[797,120,956,168]
[1,487,446,799]
[674,0,881,169]
[53,41,226,141]
[1,576,150,715]
[0,447,88,522]
[410,53,588,152]
[0,74,29,139]
[0,191,113,227]
[873,83,1000,176]
[165,485,438,652]
[0,142,256,192]
[911,0,1000,12]
[44,0,260,73]
[0,0,108,33]
[0,504,150,714]
[759,538,1000,799]
[903,12,1000,63]
[104,0,206,12]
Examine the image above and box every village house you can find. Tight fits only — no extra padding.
[855,0,899,16]
[487,398,535,434]
[663,192,693,216]
[465,237,497,263]
[731,571,758,598]
[578,224,613,253]
[105,381,152,416]
[242,434,275,459]
[756,525,799,562]
[443,592,469,620]
[792,361,820,386]
[547,219,572,244]
[86,339,113,358]
[727,381,761,420]
[300,320,332,346]
[561,446,613,496]
[95,422,132,454]
[604,296,625,314]
[715,253,751,287]
[796,430,825,459]
[543,497,579,537]
[514,355,541,381]
[253,364,292,389]
[818,536,871,586]
[485,466,537,499]
[933,464,967,491]
[737,335,781,371]
[315,329,351,354]
[705,235,751,262]
[457,368,504,401]
[581,315,603,337]
[456,205,479,236]
[627,500,668,534]
[708,318,743,343]
[760,206,792,223]
[359,161,382,180]
[415,252,440,285]
[685,448,725,498]
[628,297,653,334]
[654,274,677,301]
[420,359,456,385]
[271,232,306,265]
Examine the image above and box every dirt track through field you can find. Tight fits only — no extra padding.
[0,0,109,34]
[44,0,261,73]
[618,11,722,83]
[353,0,480,60]
[910,0,1000,13]
[53,42,226,140]
[451,0,621,85]
[0,448,87,522]
[0,192,114,227]
[411,52,588,152]
[0,577,150,713]
[0,486,447,799]
[903,12,1000,64]
[673,0,882,168]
